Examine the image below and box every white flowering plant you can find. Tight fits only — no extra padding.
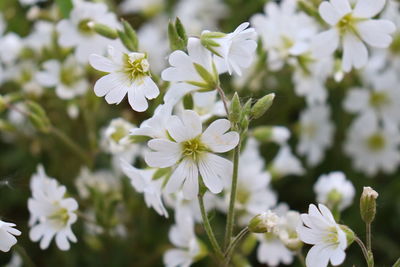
[0,0,400,266]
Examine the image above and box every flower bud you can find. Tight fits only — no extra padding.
[360,186,379,224]
[92,23,118,39]
[168,18,188,51]
[253,126,273,142]
[248,211,279,234]
[250,93,275,120]
[118,20,139,52]
[26,101,51,133]
[229,92,241,123]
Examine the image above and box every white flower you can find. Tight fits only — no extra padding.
[28,165,78,250]
[163,208,203,267]
[89,46,159,112]
[312,0,396,72]
[75,167,121,199]
[256,233,294,266]
[344,69,400,126]
[202,22,257,76]
[130,103,173,139]
[251,0,318,70]
[297,204,347,267]
[36,56,88,100]
[120,159,168,218]
[270,145,305,179]
[56,0,120,63]
[25,21,53,51]
[161,37,219,91]
[101,118,137,154]
[174,0,227,35]
[297,104,334,166]
[314,172,355,211]
[344,113,400,176]
[0,220,21,252]
[277,211,303,251]
[145,110,239,199]
[4,252,22,267]
[270,126,291,145]
[0,33,23,65]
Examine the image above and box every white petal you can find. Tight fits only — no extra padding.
[182,160,199,199]
[318,204,336,223]
[330,247,346,266]
[94,74,120,97]
[342,33,368,72]
[201,119,239,153]
[143,77,160,99]
[167,110,202,143]
[119,159,147,192]
[165,158,193,195]
[89,54,116,72]
[306,244,331,267]
[55,232,70,251]
[357,20,396,48]
[198,153,231,194]
[353,0,386,18]
[311,29,339,58]
[319,2,342,25]
[105,85,128,104]
[330,0,351,16]
[145,139,181,168]
[128,83,148,112]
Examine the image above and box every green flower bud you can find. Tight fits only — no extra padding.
[250,93,275,119]
[26,101,51,133]
[91,22,118,39]
[360,186,379,224]
[229,92,241,123]
[118,20,139,52]
[249,211,279,234]
[168,18,188,51]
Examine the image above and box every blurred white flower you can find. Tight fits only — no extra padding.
[25,21,53,51]
[56,0,120,63]
[277,211,303,251]
[297,204,347,267]
[174,0,227,35]
[145,110,239,199]
[314,172,355,211]
[0,220,21,252]
[36,56,88,100]
[312,0,396,72]
[90,46,159,112]
[251,0,318,70]
[163,208,203,267]
[75,167,121,199]
[345,113,400,176]
[28,165,78,250]
[0,33,23,65]
[344,69,400,126]
[270,145,305,179]
[202,22,257,76]
[297,104,334,166]
[256,233,294,266]
[101,118,137,154]
[119,0,164,15]
[4,252,22,267]
[120,159,168,218]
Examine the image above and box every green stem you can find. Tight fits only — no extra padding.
[50,126,92,167]
[224,142,241,249]
[393,257,400,267]
[198,192,224,260]
[224,227,249,266]
[366,222,372,251]
[216,86,229,116]
[355,236,373,267]
[14,245,36,267]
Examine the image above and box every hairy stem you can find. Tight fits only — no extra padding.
[198,192,224,260]
[366,222,372,251]
[296,250,306,267]
[216,86,229,116]
[224,142,241,249]
[355,236,373,267]
[224,227,249,266]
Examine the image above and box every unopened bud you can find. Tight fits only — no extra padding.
[249,211,279,234]
[92,23,118,39]
[250,93,275,119]
[26,101,51,133]
[229,92,241,123]
[360,186,379,224]
[118,20,139,52]
[168,18,188,51]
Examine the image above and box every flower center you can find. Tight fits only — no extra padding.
[49,207,70,228]
[111,126,128,143]
[182,137,207,161]
[236,187,251,205]
[78,19,94,35]
[325,226,339,244]
[123,53,150,82]
[337,14,357,35]
[369,91,389,108]
[366,133,386,151]
[60,66,79,87]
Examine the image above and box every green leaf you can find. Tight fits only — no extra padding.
[55,0,73,18]
[122,20,139,51]
[193,63,217,88]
